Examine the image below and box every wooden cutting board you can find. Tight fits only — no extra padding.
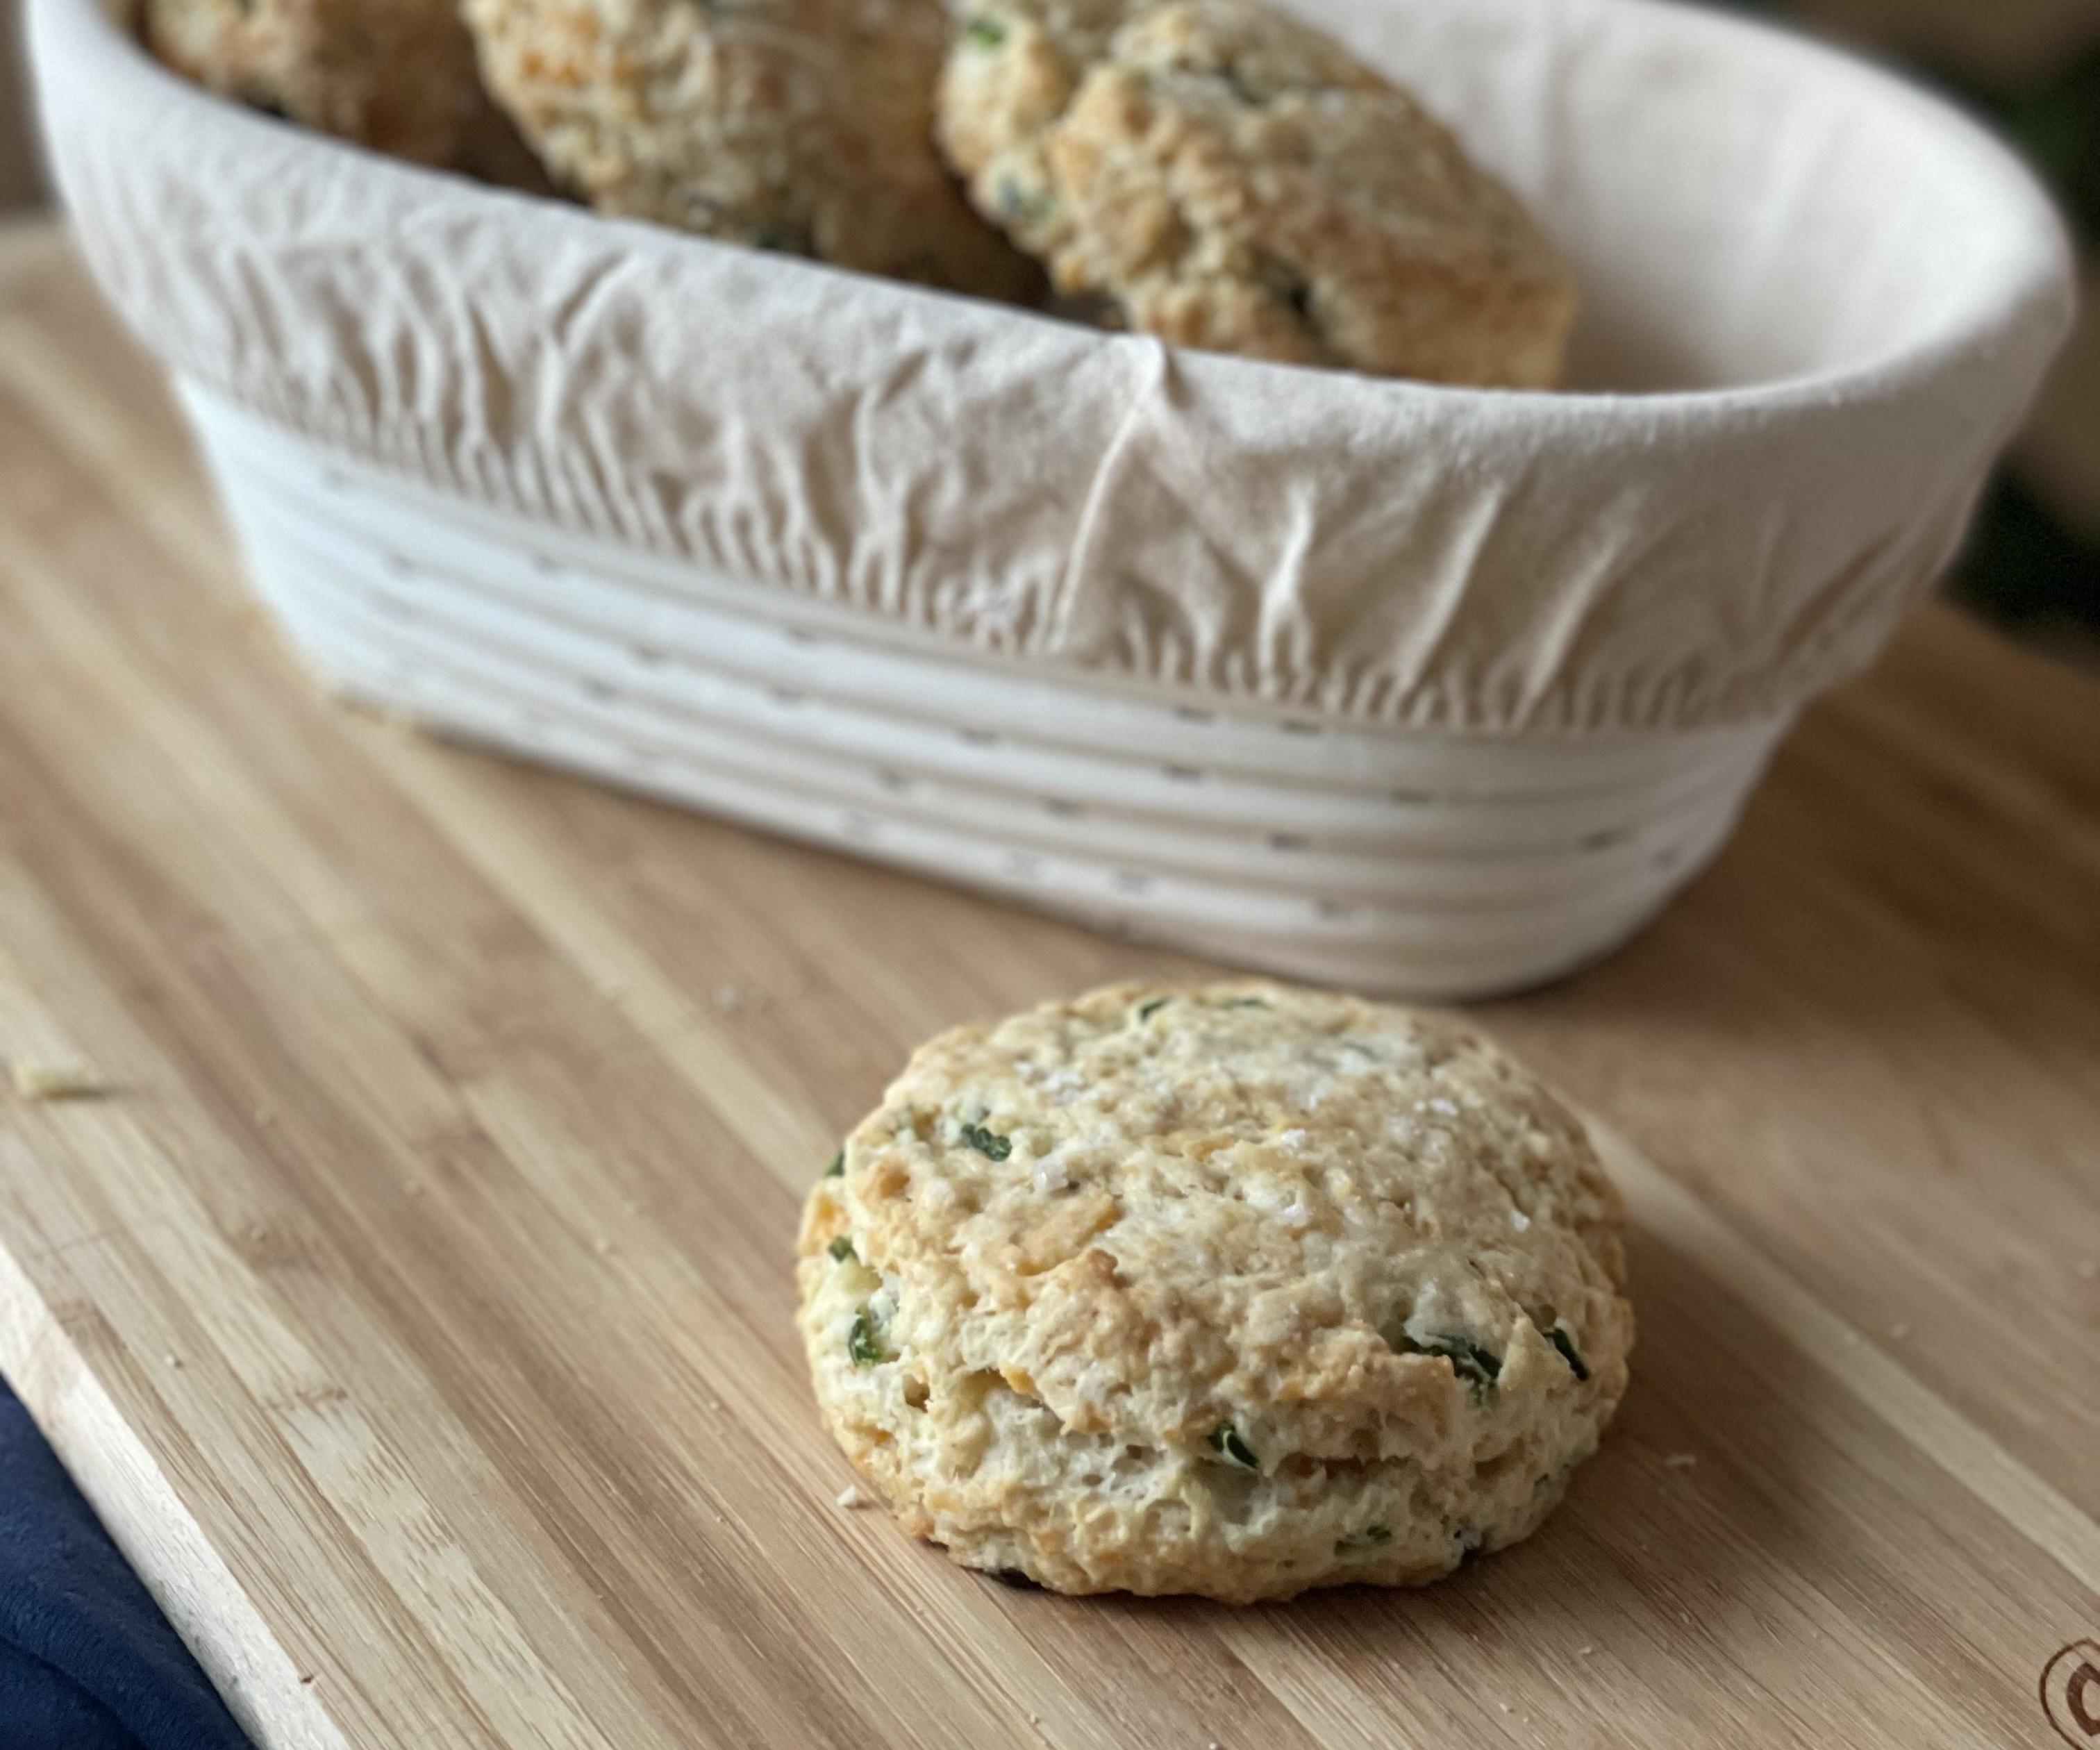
[1,218,2097,1750]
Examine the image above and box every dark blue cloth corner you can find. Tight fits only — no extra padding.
[0,1378,251,1750]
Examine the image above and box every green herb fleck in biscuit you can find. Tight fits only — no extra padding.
[959,1122,1013,1161]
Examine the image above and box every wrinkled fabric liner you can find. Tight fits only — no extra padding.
[29,0,2072,734]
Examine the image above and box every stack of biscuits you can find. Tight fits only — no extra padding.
[144,0,1579,386]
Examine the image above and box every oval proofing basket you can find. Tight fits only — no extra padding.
[185,386,1790,997]
[33,0,2075,997]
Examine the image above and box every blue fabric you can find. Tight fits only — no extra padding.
[0,1379,251,1750]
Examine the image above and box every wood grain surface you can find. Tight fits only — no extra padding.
[1,219,2097,1750]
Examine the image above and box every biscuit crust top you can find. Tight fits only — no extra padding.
[462,0,1039,296]
[937,0,1578,383]
[798,980,1631,1599]
[146,0,486,165]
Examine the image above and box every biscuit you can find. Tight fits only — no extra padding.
[936,0,1578,384]
[144,0,486,165]
[797,979,1632,1602]
[460,0,1040,297]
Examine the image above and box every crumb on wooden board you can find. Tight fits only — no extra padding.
[10,1058,108,1101]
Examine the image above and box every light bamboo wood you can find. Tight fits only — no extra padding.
[1,219,2097,1750]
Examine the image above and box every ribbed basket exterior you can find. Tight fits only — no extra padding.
[185,385,1788,997]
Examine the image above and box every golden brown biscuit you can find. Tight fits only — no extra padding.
[797,978,1632,1602]
[460,0,1040,297]
[936,0,1578,383]
[144,0,486,165]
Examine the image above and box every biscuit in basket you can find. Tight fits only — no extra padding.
[796,980,1632,1602]
[936,0,1578,385]
[143,0,487,165]
[460,0,1040,297]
